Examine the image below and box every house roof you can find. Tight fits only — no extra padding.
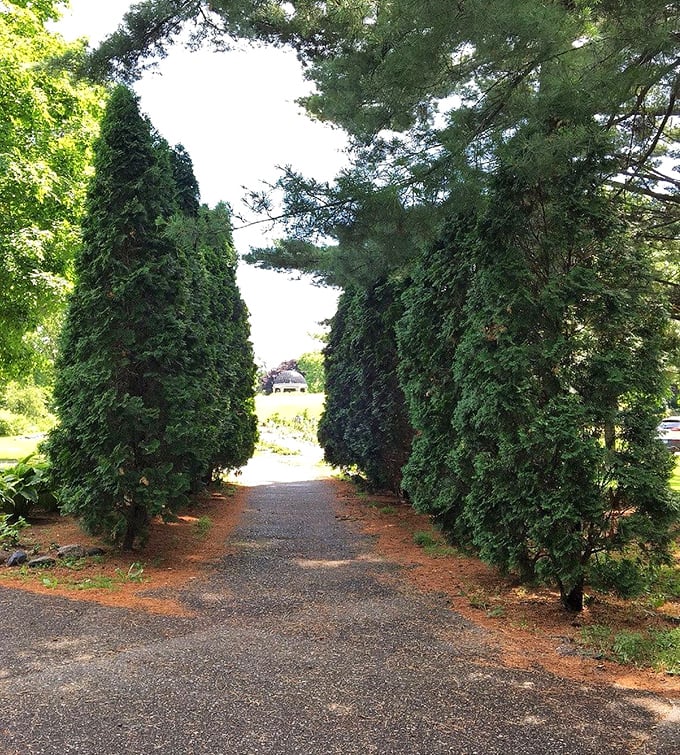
[273,370,307,385]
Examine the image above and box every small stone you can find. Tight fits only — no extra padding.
[84,546,106,557]
[57,544,87,559]
[556,643,580,657]
[6,550,28,567]
[27,556,56,568]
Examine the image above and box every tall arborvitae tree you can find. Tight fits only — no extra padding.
[48,86,194,548]
[319,280,412,493]
[199,203,258,478]
[399,159,678,611]
[149,158,258,486]
[397,213,476,540]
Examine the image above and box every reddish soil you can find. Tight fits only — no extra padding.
[2,475,678,697]
[0,486,246,617]
[332,483,680,698]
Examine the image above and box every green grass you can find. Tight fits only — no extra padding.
[256,440,302,456]
[670,456,680,492]
[192,515,213,539]
[578,625,680,674]
[0,435,43,464]
[255,393,325,424]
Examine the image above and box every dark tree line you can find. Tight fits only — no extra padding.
[46,86,257,549]
[319,280,412,494]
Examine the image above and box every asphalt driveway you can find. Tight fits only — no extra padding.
[1,456,678,754]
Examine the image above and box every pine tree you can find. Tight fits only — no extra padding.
[47,86,192,548]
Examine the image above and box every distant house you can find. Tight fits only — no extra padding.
[272,370,308,393]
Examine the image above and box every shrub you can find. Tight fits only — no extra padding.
[0,456,56,520]
[0,513,30,546]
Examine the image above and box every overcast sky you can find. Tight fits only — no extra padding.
[56,0,346,368]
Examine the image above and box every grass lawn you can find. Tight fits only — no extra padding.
[671,455,680,492]
[255,392,325,424]
[0,434,43,464]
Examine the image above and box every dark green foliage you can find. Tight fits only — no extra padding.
[165,200,257,483]
[319,281,413,493]
[397,214,476,541]
[399,159,679,611]
[46,87,257,548]
[170,144,200,217]
[201,205,258,475]
[47,87,190,548]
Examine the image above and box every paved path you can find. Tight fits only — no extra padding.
[1,454,678,754]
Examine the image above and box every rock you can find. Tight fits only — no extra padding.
[57,544,87,559]
[85,546,106,557]
[6,550,28,567]
[27,556,56,568]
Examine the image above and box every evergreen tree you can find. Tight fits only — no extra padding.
[47,86,192,548]
[319,281,412,492]
[400,159,679,610]
[397,213,476,540]
[200,204,258,477]
[162,189,258,483]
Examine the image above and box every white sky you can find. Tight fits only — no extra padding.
[55,0,346,368]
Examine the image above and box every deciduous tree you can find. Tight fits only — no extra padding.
[0,0,103,381]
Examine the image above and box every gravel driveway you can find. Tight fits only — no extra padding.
[1,453,678,754]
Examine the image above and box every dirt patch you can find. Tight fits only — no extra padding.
[0,484,246,616]
[331,481,680,698]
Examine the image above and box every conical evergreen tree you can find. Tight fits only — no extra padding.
[165,183,258,483]
[319,280,412,492]
[47,86,192,548]
[399,158,678,610]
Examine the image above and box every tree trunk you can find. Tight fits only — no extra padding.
[122,501,145,551]
[560,577,584,612]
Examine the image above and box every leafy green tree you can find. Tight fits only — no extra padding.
[47,86,194,548]
[297,351,324,393]
[0,0,103,381]
[319,281,412,492]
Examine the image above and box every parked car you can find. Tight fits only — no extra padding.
[657,416,680,452]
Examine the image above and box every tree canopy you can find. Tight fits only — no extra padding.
[91,1,679,300]
[0,0,104,381]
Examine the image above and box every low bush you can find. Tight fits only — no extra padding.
[0,456,57,520]
[0,513,30,546]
